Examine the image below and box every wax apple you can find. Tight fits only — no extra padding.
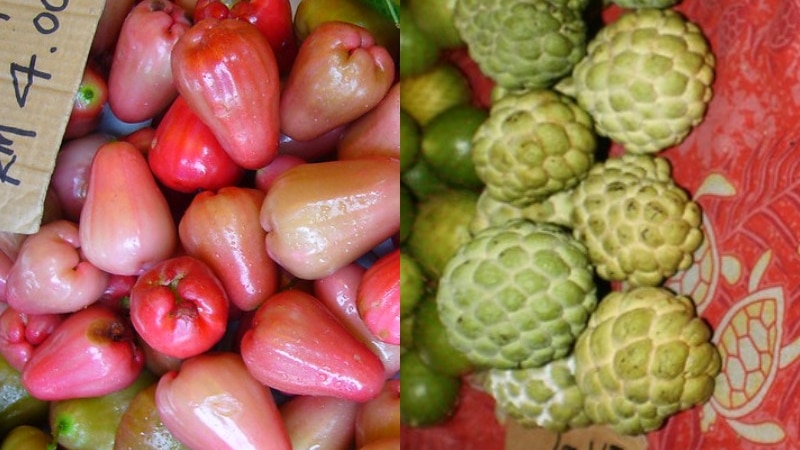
[171,18,281,169]
[193,0,297,75]
[50,133,111,222]
[240,289,385,401]
[149,95,245,193]
[280,21,395,141]
[178,187,278,311]
[129,256,229,359]
[277,125,345,161]
[156,352,291,450]
[108,0,191,123]
[5,220,109,315]
[64,63,108,140]
[254,154,305,192]
[260,158,400,280]
[357,248,400,345]
[90,0,136,58]
[355,379,400,448]
[338,83,400,161]
[21,305,144,401]
[0,425,53,450]
[80,141,177,276]
[280,395,358,450]
[0,307,63,372]
[314,263,401,377]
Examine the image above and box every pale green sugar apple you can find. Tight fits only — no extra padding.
[484,354,591,432]
[566,8,714,154]
[570,153,703,286]
[573,286,721,435]
[453,0,587,90]
[472,89,597,207]
[436,219,597,369]
[470,188,573,235]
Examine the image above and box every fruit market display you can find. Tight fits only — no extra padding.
[0,0,401,449]
[400,0,728,447]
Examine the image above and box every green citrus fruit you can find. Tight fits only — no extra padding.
[400,183,417,244]
[400,63,472,126]
[407,0,463,49]
[399,4,441,78]
[413,295,475,377]
[400,350,461,427]
[400,109,421,173]
[421,104,487,189]
[401,158,451,202]
[401,251,426,317]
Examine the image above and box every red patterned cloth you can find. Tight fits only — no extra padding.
[403,1,800,448]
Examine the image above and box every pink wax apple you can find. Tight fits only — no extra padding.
[260,158,400,280]
[80,141,177,276]
[338,82,400,162]
[254,154,306,192]
[0,307,64,372]
[313,262,401,377]
[21,305,144,401]
[51,133,112,222]
[240,289,385,402]
[178,187,278,312]
[108,0,191,123]
[280,395,358,450]
[356,248,400,345]
[156,352,291,450]
[280,21,395,141]
[5,220,109,315]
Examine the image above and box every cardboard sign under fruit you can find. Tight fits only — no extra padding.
[0,0,104,234]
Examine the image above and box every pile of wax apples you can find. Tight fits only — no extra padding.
[0,0,400,449]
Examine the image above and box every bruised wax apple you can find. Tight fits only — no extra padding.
[280,21,395,142]
[260,158,400,280]
[155,352,291,450]
[171,18,280,169]
[5,220,109,315]
[80,141,177,276]
[21,305,144,401]
[108,0,191,123]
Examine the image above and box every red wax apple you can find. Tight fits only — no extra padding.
[171,18,281,169]
[21,305,144,401]
[5,220,109,315]
[156,352,292,450]
[50,133,112,222]
[108,0,191,123]
[129,256,229,359]
[193,0,297,75]
[64,63,108,140]
[260,158,400,280]
[178,187,278,312]
[80,141,177,276]
[280,21,395,141]
[280,395,358,450]
[254,154,306,192]
[149,95,244,193]
[0,307,63,372]
[356,248,400,345]
[240,289,385,402]
[338,82,400,161]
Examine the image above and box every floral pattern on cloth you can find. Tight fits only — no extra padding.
[402,1,800,448]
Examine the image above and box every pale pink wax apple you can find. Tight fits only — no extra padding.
[338,82,400,161]
[280,395,358,450]
[260,157,400,280]
[155,352,291,450]
[5,220,109,315]
[80,141,177,276]
[21,305,144,401]
[0,307,64,372]
[314,263,401,377]
[50,133,112,222]
[108,0,191,123]
[279,21,395,142]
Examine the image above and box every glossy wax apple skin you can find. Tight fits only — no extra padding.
[179,187,278,312]
[149,95,245,193]
[280,395,358,450]
[108,0,191,123]
[171,18,281,169]
[260,158,400,280]
[5,220,109,315]
[280,21,395,142]
[240,289,385,402]
[51,133,112,222]
[130,256,230,359]
[156,352,292,450]
[356,379,401,448]
[80,141,177,276]
[21,305,144,401]
[0,307,63,372]
[356,248,400,345]
[338,82,400,161]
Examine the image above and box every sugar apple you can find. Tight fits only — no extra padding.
[470,187,573,235]
[563,8,714,153]
[453,0,587,90]
[570,153,703,286]
[472,89,597,207]
[573,286,721,435]
[484,354,591,431]
[436,219,597,369]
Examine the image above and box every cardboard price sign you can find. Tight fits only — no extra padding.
[0,0,104,234]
